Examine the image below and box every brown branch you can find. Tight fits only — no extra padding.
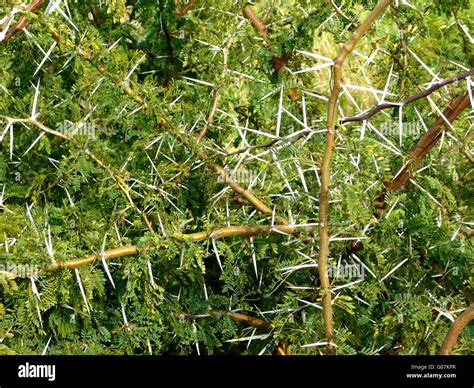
[84,55,147,108]
[243,5,269,37]
[179,308,273,331]
[41,245,140,272]
[209,309,273,330]
[0,0,46,44]
[319,0,393,355]
[172,128,287,223]
[385,93,470,191]
[175,0,196,17]
[438,304,474,355]
[242,4,291,73]
[212,163,288,224]
[39,224,313,272]
[341,68,473,124]
[181,224,301,241]
[91,6,102,27]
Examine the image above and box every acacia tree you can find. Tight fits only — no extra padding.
[0,0,472,355]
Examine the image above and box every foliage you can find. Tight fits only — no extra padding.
[0,0,472,355]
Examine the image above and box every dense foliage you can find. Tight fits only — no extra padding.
[0,0,472,355]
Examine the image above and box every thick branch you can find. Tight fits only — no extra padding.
[0,0,46,44]
[341,68,473,124]
[39,224,312,272]
[41,246,140,272]
[386,93,470,191]
[243,5,269,37]
[319,0,393,355]
[438,304,474,355]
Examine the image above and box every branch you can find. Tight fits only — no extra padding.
[197,89,219,142]
[171,128,287,223]
[464,147,474,164]
[243,5,269,37]
[438,304,474,355]
[181,224,301,241]
[179,308,273,331]
[80,52,147,108]
[330,0,357,28]
[39,224,313,272]
[261,0,277,23]
[319,0,393,355]
[196,37,232,142]
[41,245,140,272]
[1,116,155,232]
[175,0,196,17]
[341,68,473,124]
[242,5,290,73]
[212,163,288,224]
[0,0,46,44]
[209,309,273,331]
[385,93,470,191]
[225,128,325,156]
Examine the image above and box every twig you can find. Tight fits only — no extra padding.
[197,90,219,142]
[226,128,324,156]
[0,0,46,44]
[91,6,102,27]
[330,0,357,28]
[385,93,470,191]
[209,309,273,330]
[197,34,233,141]
[261,0,277,23]
[464,147,474,164]
[319,0,393,355]
[341,68,473,124]
[171,128,287,223]
[212,163,288,224]
[175,0,196,17]
[438,304,474,355]
[178,308,273,331]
